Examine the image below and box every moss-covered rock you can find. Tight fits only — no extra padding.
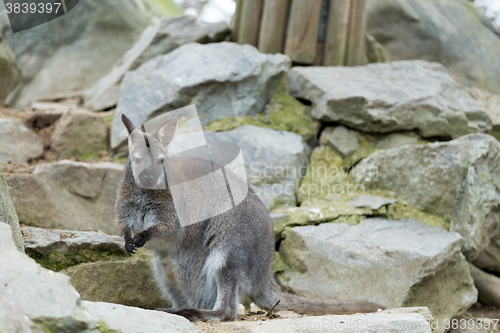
[63,251,170,309]
[205,78,319,144]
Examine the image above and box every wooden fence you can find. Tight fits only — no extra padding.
[231,0,367,66]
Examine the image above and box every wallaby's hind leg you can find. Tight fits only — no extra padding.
[173,266,239,322]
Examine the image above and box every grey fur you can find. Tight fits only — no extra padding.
[115,115,384,321]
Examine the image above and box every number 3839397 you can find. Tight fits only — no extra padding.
[5,2,62,14]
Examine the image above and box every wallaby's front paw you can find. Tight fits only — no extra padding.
[131,231,149,248]
[125,240,136,254]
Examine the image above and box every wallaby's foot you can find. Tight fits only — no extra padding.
[173,308,236,322]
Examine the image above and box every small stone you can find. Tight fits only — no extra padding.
[324,126,360,158]
[0,118,43,164]
[348,195,396,210]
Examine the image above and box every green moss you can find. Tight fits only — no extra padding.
[77,151,99,160]
[114,156,128,164]
[272,251,285,273]
[102,114,114,124]
[147,0,183,16]
[32,249,133,272]
[386,201,449,230]
[205,78,319,142]
[96,321,120,333]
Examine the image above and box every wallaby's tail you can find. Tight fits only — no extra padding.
[274,291,385,315]
[254,280,385,315]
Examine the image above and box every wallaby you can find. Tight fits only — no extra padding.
[115,114,384,322]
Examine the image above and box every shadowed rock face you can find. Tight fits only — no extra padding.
[352,133,500,261]
[366,0,500,94]
[288,61,491,139]
[111,42,291,149]
[0,0,153,106]
[0,33,21,103]
[277,218,477,333]
[84,15,230,111]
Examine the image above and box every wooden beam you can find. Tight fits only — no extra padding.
[230,0,243,42]
[284,0,323,64]
[237,0,264,46]
[258,0,290,54]
[345,0,367,66]
[323,0,352,66]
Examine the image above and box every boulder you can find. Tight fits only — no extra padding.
[0,222,95,332]
[204,125,310,210]
[0,169,24,252]
[277,218,477,331]
[217,311,432,333]
[288,61,491,139]
[64,255,169,309]
[0,32,21,103]
[0,0,153,106]
[471,87,500,139]
[474,240,500,274]
[366,0,500,94]
[22,226,126,257]
[352,133,500,260]
[85,15,230,111]
[6,160,123,234]
[0,118,43,164]
[51,109,108,159]
[83,301,199,333]
[111,42,291,148]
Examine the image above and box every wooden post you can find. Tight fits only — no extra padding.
[237,0,264,46]
[345,0,367,66]
[284,0,323,64]
[323,0,352,66]
[258,0,290,54]
[231,0,243,42]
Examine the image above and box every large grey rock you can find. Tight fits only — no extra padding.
[51,109,108,159]
[366,0,500,94]
[0,0,153,106]
[352,133,500,260]
[474,240,500,274]
[288,61,491,138]
[22,226,125,257]
[217,311,432,333]
[471,87,500,132]
[0,118,43,164]
[6,160,123,234]
[277,218,477,332]
[204,125,310,210]
[0,222,95,332]
[111,42,291,148]
[0,169,23,252]
[0,33,21,103]
[83,301,199,333]
[85,15,230,111]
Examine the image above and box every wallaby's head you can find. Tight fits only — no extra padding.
[122,114,178,189]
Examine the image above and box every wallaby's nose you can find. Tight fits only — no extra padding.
[143,174,154,183]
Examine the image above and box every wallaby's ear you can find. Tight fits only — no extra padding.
[122,114,137,134]
[155,117,178,146]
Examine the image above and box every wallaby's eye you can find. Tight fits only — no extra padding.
[157,158,165,165]
[133,158,141,165]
